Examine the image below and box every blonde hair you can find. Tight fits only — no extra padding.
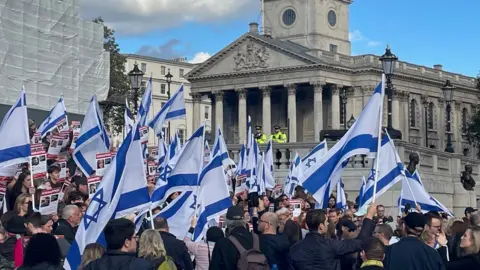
[78,243,105,269]
[14,193,30,215]
[464,226,480,255]
[138,229,166,259]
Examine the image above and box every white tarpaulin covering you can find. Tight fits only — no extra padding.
[0,0,109,114]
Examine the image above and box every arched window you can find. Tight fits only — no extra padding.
[462,108,468,133]
[428,102,434,129]
[410,99,417,127]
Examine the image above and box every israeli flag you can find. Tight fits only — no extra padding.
[193,154,232,241]
[235,143,246,177]
[64,124,137,270]
[38,96,67,138]
[149,84,186,136]
[360,133,405,208]
[114,124,151,218]
[301,139,328,170]
[357,176,367,207]
[204,140,211,164]
[246,133,260,193]
[285,153,301,198]
[399,170,454,216]
[151,124,204,205]
[336,179,347,210]
[301,77,384,206]
[73,96,110,177]
[263,140,276,190]
[0,87,31,168]
[137,77,152,126]
[211,126,230,165]
[124,99,134,135]
[154,190,196,239]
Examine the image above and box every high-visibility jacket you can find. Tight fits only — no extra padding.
[255,133,267,144]
[271,131,287,143]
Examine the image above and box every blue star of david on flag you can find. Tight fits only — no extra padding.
[44,115,52,125]
[368,168,376,181]
[306,158,316,168]
[159,165,172,183]
[190,194,199,210]
[83,188,107,230]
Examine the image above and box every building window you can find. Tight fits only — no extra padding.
[179,69,184,78]
[428,102,434,129]
[204,106,209,120]
[161,84,166,94]
[329,44,338,53]
[178,129,186,144]
[282,9,296,26]
[462,108,468,133]
[161,66,166,75]
[141,63,147,73]
[410,99,417,127]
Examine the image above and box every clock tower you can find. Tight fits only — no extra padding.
[262,0,352,55]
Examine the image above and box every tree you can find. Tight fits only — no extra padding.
[465,75,480,158]
[93,17,131,134]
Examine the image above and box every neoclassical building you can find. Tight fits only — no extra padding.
[186,0,478,158]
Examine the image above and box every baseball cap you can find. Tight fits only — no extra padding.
[226,206,244,220]
[341,219,357,232]
[465,207,477,215]
[404,212,426,230]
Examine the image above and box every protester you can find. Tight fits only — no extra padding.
[54,205,81,244]
[374,224,396,246]
[1,215,26,262]
[446,226,480,269]
[287,203,376,269]
[6,171,32,211]
[18,233,63,270]
[78,243,105,270]
[463,207,477,223]
[83,218,153,269]
[256,212,290,269]
[153,217,193,270]
[184,217,224,270]
[374,205,393,224]
[138,229,176,269]
[383,212,445,270]
[359,237,385,269]
[12,194,32,218]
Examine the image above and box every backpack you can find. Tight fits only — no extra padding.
[157,256,177,270]
[228,234,270,270]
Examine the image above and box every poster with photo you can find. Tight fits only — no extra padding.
[147,161,159,176]
[57,159,67,181]
[32,132,41,144]
[140,126,149,144]
[234,174,248,196]
[272,184,284,199]
[289,199,302,219]
[38,188,61,215]
[47,135,64,159]
[58,131,70,150]
[71,121,81,134]
[55,118,69,132]
[30,150,47,180]
[95,153,112,177]
[0,184,6,211]
[31,144,44,153]
[149,148,158,160]
[87,176,101,198]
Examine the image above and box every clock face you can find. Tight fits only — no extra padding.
[328,10,337,27]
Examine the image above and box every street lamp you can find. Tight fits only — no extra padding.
[347,115,356,129]
[442,79,455,153]
[379,45,402,139]
[127,62,145,114]
[165,69,173,139]
[340,89,348,130]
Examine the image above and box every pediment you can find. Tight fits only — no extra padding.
[187,34,319,79]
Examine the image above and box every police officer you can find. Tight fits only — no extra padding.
[271,125,287,143]
[255,125,267,144]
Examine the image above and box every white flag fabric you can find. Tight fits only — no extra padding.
[336,179,347,210]
[149,84,186,136]
[38,96,67,138]
[154,190,196,239]
[300,139,328,172]
[0,87,31,168]
[285,153,301,198]
[263,140,275,190]
[300,77,384,206]
[137,77,152,126]
[73,96,110,177]
[193,154,232,241]
[357,176,367,207]
[211,126,231,167]
[247,133,260,193]
[64,125,138,270]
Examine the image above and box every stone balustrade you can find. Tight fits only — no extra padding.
[226,140,480,216]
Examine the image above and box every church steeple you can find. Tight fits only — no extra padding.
[262,0,352,55]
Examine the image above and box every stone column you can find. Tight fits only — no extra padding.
[399,91,410,141]
[213,91,224,132]
[312,82,324,142]
[236,88,247,144]
[454,101,462,153]
[392,90,401,130]
[191,93,202,130]
[285,83,297,142]
[260,86,272,138]
[331,84,342,130]
[438,98,445,150]
[345,87,355,127]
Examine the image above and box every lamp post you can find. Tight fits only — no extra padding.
[165,69,173,140]
[347,115,356,129]
[340,88,348,130]
[422,98,429,148]
[442,79,455,153]
[379,46,402,139]
[127,62,145,115]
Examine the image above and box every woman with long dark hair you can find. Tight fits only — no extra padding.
[6,171,32,211]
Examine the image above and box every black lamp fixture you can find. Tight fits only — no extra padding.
[164,69,174,139]
[442,79,455,153]
[379,45,401,139]
[340,88,348,130]
[127,62,145,114]
[347,115,356,129]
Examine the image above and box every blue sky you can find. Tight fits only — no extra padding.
[107,0,479,77]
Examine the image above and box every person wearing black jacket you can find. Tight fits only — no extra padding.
[54,205,80,244]
[256,211,291,269]
[153,217,193,270]
[84,219,153,270]
[287,203,377,270]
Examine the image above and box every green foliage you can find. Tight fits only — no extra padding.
[465,75,480,158]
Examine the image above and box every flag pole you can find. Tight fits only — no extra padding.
[372,74,386,203]
[403,174,418,206]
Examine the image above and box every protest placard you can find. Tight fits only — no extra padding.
[71,121,81,134]
[38,188,61,215]
[55,118,68,132]
[87,176,101,198]
[57,159,67,182]
[30,149,47,180]
[140,126,149,144]
[95,153,112,177]
[47,134,65,159]
[147,161,159,176]
[149,148,158,160]
[272,184,284,199]
[32,132,41,144]
[289,199,303,219]
[31,144,44,153]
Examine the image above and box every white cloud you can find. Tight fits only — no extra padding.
[189,52,212,64]
[79,0,259,35]
[349,30,365,42]
[367,41,381,47]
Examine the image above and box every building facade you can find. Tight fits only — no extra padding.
[124,55,212,146]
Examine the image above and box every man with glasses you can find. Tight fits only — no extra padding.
[257,212,291,269]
